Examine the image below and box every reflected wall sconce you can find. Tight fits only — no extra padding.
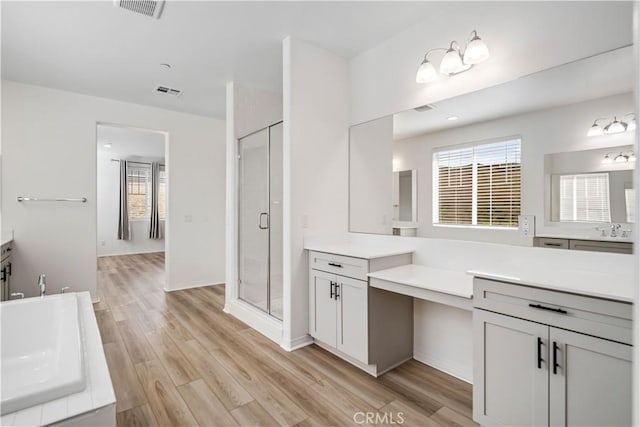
[588,113,636,137]
[602,151,635,164]
[416,30,490,83]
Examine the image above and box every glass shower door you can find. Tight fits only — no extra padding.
[238,128,270,312]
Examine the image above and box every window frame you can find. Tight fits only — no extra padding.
[432,136,522,229]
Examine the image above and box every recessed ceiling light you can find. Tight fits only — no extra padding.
[447,116,459,121]
[103,143,112,148]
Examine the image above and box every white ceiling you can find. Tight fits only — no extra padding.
[1,1,448,118]
[393,46,635,141]
[97,124,165,160]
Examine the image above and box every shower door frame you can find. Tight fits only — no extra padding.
[236,121,283,319]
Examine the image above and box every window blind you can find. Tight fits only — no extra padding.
[127,166,149,220]
[434,138,521,227]
[559,173,611,223]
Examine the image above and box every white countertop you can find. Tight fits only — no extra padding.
[1,230,14,246]
[304,242,414,260]
[536,233,633,243]
[368,264,473,299]
[467,268,635,303]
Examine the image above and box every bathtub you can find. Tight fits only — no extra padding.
[1,293,86,415]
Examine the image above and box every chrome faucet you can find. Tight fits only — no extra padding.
[38,273,46,297]
[610,224,621,238]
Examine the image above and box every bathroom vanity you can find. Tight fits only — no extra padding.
[307,248,414,376]
[471,271,633,427]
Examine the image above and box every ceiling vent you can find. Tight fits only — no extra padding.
[413,104,436,112]
[154,85,182,97]
[113,0,165,19]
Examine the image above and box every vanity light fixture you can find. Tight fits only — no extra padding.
[602,151,635,164]
[588,113,636,136]
[416,30,489,83]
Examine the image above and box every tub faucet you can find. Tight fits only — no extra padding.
[610,224,621,238]
[38,273,46,297]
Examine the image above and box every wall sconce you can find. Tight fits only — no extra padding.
[588,113,636,137]
[602,151,635,164]
[416,30,490,83]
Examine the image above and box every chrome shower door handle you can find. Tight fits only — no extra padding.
[258,212,269,230]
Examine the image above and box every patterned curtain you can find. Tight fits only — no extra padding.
[148,162,164,239]
[117,160,131,240]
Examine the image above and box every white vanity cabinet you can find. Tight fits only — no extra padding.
[308,250,413,376]
[473,277,633,427]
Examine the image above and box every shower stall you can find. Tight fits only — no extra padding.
[237,122,283,320]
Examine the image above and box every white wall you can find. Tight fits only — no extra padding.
[1,81,225,298]
[282,37,350,349]
[393,93,635,245]
[349,2,633,125]
[96,150,165,257]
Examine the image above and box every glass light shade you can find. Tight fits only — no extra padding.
[604,118,627,134]
[614,153,627,163]
[440,49,464,75]
[416,59,437,83]
[602,155,613,164]
[463,37,489,65]
[587,124,604,137]
[629,153,636,162]
[627,120,636,131]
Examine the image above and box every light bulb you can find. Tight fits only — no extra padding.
[604,117,627,134]
[463,32,489,65]
[602,155,613,164]
[587,123,604,137]
[416,59,437,83]
[440,48,464,75]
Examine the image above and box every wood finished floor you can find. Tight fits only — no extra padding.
[95,253,477,427]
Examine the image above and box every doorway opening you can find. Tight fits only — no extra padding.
[96,123,167,290]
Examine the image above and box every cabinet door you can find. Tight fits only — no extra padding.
[473,310,549,427]
[336,276,368,364]
[549,328,632,427]
[309,270,337,347]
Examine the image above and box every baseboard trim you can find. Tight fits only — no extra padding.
[224,299,282,345]
[164,281,224,292]
[281,335,313,352]
[98,250,165,257]
[413,349,472,384]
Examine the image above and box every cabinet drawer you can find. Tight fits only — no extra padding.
[534,237,569,249]
[569,239,633,254]
[309,251,368,281]
[474,278,633,345]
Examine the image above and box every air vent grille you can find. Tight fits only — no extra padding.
[414,104,435,112]
[155,85,182,97]
[114,0,165,19]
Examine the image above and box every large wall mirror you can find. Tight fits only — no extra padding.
[349,46,635,242]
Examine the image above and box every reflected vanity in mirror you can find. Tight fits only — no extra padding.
[349,45,635,251]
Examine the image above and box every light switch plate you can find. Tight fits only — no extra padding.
[518,215,535,236]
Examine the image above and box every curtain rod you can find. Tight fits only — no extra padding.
[110,159,165,166]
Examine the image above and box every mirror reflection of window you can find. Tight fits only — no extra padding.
[559,173,611,222]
